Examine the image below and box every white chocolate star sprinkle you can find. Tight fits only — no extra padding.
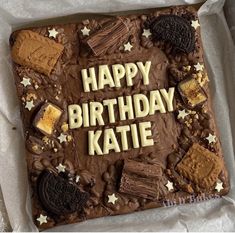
[25,100,35,111]
[108,193,118,204]
[215,181,223,192]
[165,180,174,191]
[194,62,204,72]
[81,26,90,36]
[191,20,200,30]
[56,163,66,173]
[206,133,216,144]
[36,214,47,225]
[20,77,31,87]
[142,29,152,38]
[75,175,80,183]
[178,109,189,119]
[124,42,133,52]
[48,28,59,38]
[57,133,67,143]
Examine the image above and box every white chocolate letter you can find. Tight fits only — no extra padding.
[116,125,130,151]
[112,64,125,87]
[88,130,103,155]
[139,121,154,147]
[133,94,150,118]
[103,128,121,154]
[81,67,98,92]
[103,99,117,123]
[149,90,166,114]
[125,63,138,86]
[160,87,175,112]
[130,124,140,148]
[118,96,134,121]
[90,102,104,126]
[137,61,151,85]
[68,104,83,129]
[98,65,115,89]
[82,103,89,127]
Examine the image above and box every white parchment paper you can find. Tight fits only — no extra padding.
[0,0,235,231]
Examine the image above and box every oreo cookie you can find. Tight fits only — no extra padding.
[37,170,89,215]
[149,15,195,53]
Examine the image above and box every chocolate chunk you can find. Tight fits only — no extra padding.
[26,136,44,155]
[33,103,62,136]
[176,143,223,189]
[85,18,129,56]
[149,15,195,53]
[119,160,164,200]
[11,30,64,76]
[38,170,89,215]
[178,77,207,108]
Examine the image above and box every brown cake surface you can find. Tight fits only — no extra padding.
[9,5,230,230]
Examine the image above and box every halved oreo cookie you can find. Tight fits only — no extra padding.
[37,170,89,215]
[149,15,195,53]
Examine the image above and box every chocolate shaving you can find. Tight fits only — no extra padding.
[85,18,129,56]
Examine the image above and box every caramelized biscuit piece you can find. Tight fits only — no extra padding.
[33,103,62,136]
[178,77,207,108]
[176,143,223,189]
[11,30,64,76]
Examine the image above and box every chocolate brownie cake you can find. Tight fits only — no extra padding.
[9,5,230,230]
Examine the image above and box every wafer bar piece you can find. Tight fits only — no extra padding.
[85,18,129,56]
[11,30,64,76]
[176,143,223,189]
[33,103,62,136]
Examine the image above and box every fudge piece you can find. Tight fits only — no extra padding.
[9,5,230,231]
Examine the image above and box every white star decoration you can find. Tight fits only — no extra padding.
[194,62,204,72]
[178,109,189,119]
[191,20,200,30]
[25,100,35,111]
[20,77,31,87]
[57,133,67,143]
[75,175,80,183]
[124,42,133,52]
[215,181,223,192]
[142,29,152,38]
[48,28,59,38]
[36,214,47,225]
[81,26,90,36]
[108,193,118,204]
[56,163,66,173]
[165,180,174,191]
[206,133,216,144]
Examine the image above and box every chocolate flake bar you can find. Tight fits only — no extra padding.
[119,160,163,200]
[85,18,129,56]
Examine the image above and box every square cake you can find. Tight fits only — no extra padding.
[9,5,230,230]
